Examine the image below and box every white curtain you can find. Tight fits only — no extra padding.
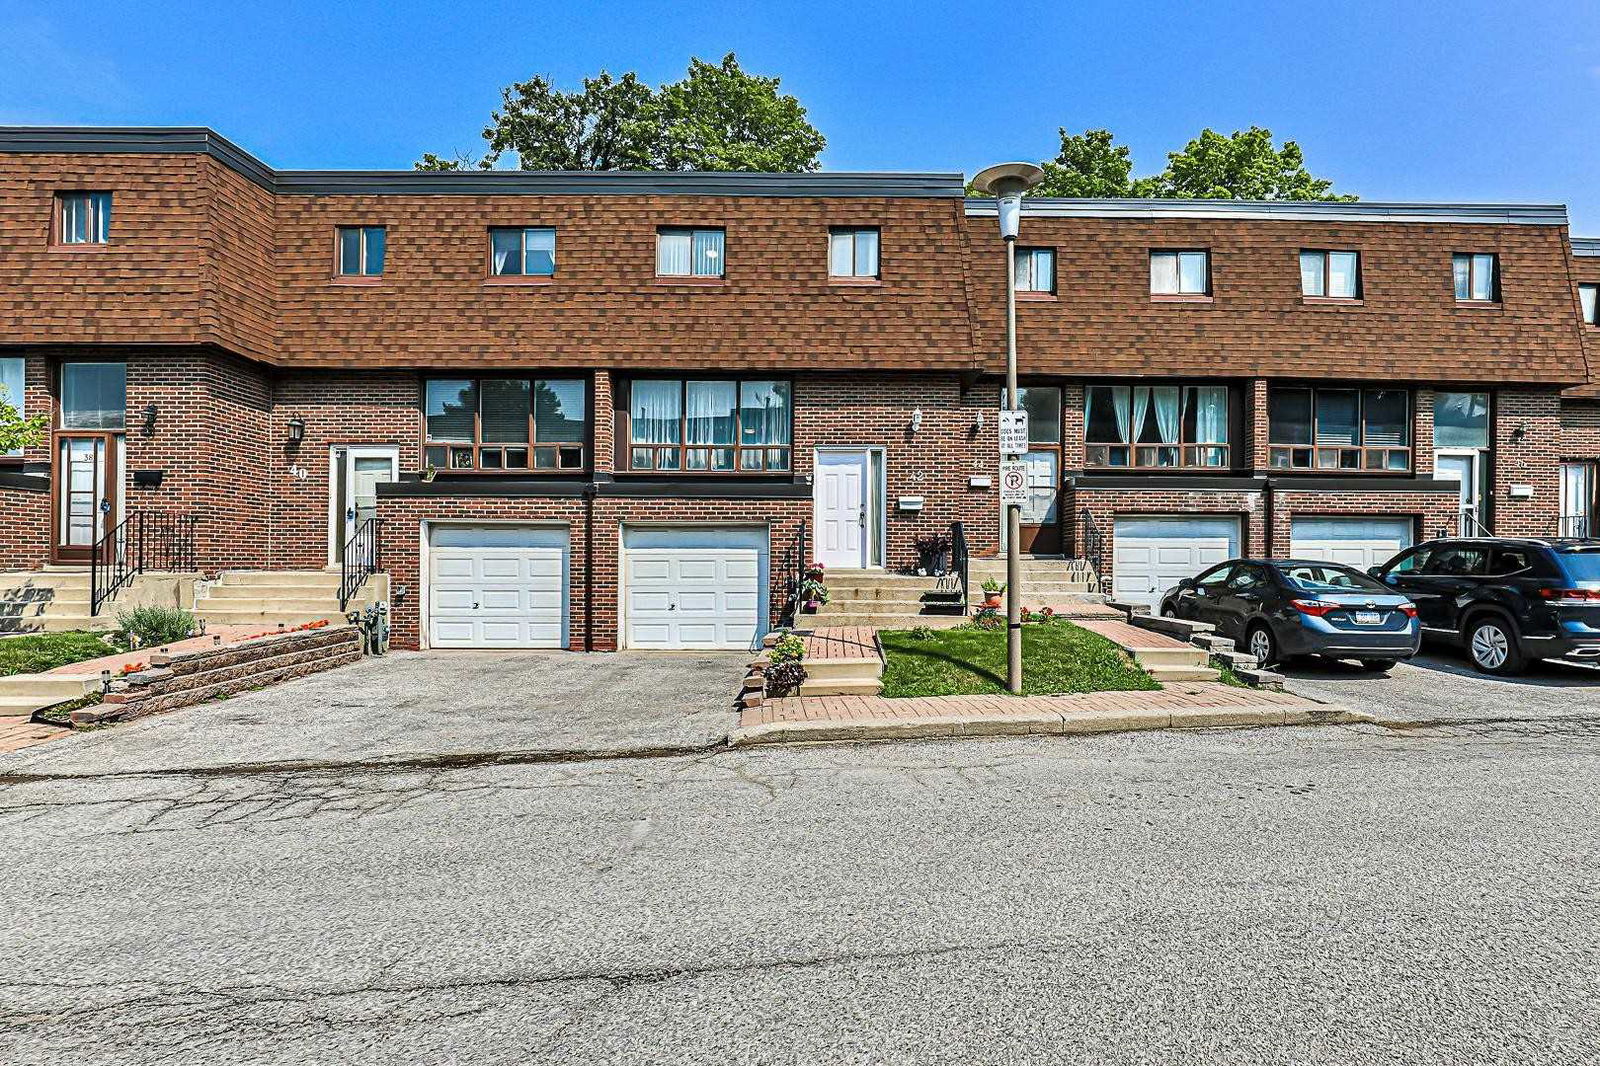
[1152,387,1180,444]
[691,230,723,276]
[686,380,735,469]
[1562,464,1593,535]
[1299,252,1322,296]
[62,195,86,243]
[526,228,556,274]
[1192,386,1228,444]
[1130,388,1151,444]
[492,230,519,275]
[657,232,691,275]
[829,232,854,276]
[90,193,110,242]
[1113,387,1132,443]
[855,229,879,277]
[630,381,681,445]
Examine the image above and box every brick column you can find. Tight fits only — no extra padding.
[592,369,614,474]
[1414,387,1436,476]
[1247,378,1270,474]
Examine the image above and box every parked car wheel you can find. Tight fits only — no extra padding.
[1356,658,1397,673]
[1244,624,1278,668]
[1465,615,1526,676]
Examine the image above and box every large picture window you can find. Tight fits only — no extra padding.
[423,377,587,471]
[1434,392,1489,449]
[1085,384,1230,469]
[60,362,126,431]
[627,378,791,472]
[1268,386,1410,471]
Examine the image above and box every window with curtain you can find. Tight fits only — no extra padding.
[57,192,111,244]
[490,227,556,276]
[1453,253,1498,302]
[1581,284,1598,326]
[1434,392,1489,449]
[1015,248,1056,293]
[828,228,880,278]
[1268,387,1411,471]
[1150,250,1210,295]
[627,378,790,472]
[657,228,725,277]
[60,362,126,431]
[423,377,587,471]
[337,226,386,276]
[1084,384,1230,468]
[1300,250,1361,299]
[0,358,24,459]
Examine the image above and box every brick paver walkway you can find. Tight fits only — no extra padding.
[1072,617,1193,651]
[0,718,70,754]
[797,627,881,661]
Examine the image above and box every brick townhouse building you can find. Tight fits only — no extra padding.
[0,127,1592,651]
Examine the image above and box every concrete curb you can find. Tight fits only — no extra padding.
[730,702,1372,747]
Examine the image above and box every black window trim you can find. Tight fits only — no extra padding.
[420,373,590,475]
[1267,384,1413,474]
[619,374,794,476]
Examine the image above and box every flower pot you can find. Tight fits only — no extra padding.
[804,600,821,612]
[983,594,1002,609]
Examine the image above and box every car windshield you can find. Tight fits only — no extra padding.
[1557,549,1600,582]
[1276,563,1388,594]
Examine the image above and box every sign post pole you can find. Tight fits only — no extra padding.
[1003,238,1023,694]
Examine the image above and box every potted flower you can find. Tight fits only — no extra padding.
[914,532,953,576]
[800,574,830,612]
[766,633,808,696]
[979,579,1004,609]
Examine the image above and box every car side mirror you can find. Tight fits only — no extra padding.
[1366,566,1383,579]
[1178,578,1196,590]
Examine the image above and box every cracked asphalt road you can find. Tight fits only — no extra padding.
[2,713,1597,1064]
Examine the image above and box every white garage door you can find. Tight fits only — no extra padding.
[428,525,568,649]
[1114,515,1241,609]
[1290,516,1413,571]
[623,526,768,650]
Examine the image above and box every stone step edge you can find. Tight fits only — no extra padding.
[145,627,357,677]
[114,638,363,701]
[90,647,365,723]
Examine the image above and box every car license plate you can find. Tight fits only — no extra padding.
[1354,611,1383,625]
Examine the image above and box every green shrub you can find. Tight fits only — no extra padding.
[116,605,195,648]
[768,634,807,664]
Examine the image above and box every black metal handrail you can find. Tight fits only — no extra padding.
[339,517,384,612]
[1559,513,1592,538]
[89,512,199,616]
[949,520,970,610]
[784,518,808,626]
[1460,507,1494,538]
[1079,508,1108,595]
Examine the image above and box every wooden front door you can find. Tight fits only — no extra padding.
[53,433,117,564]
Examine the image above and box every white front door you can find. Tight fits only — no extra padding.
[332,447,399,562]
[814,450,868,568]
[623,526,768,650]
[1560,463,1594,537]
[1436,452,1482,534]
[1290,517,1414,571]
[427,525,568,649]
[1113,515,1241,609]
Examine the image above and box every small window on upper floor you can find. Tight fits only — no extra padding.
[56,192,112,245]
[1453,252,1498,303]
[828,227,880,279]
[1015,247,1056,294]
[337,226,386,277]
[1581,283,1598,326]
[657,227,724,277]
[1300,250,1361,299]
[1150,250,1210,296]
[490,227,556,277]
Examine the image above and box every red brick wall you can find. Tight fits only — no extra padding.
[0,483,50,571]
[1492,388,1562,535]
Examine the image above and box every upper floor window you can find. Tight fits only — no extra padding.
[657,228,724,277]
[1452,253,1498,303]
[828,227,880,279]
[57,192,111,245]
[626,378,790,473]
[0,358,24,458]
[490,227,556,277]
[1150,250,1210,296]
[1015,248,1056,294]
[1300,250,1361,299]
[1085,384,1230,469]
[1269,386,1410,471]
[1581,283,1598,325]
[337,226,386,277]
[1434,392,1490,449]
[423,377,587,472]
[60,361,127,431]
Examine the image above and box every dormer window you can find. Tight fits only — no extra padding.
[657,228,724,277]
[1453,253,1499,303]
[56,192,111,245]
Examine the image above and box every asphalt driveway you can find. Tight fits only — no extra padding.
[0,650,748,777]
[1279,645,1600,725]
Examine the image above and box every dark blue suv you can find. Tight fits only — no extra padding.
[1370,538,1600,675]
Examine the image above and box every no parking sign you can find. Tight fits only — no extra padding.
[999,461,1028,506]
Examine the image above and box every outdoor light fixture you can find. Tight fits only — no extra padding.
[100,669,112,694]
[142,403,158,435]
[287,417,307,445]
[971,161,1045,695]
[911,407,923,433]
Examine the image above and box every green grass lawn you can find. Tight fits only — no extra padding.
[878,622,1161,698]
[0,631,121,677]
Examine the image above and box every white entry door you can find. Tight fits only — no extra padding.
[1113,515,1241,609]
[332,446,399,562]
[623,526,768,650]
[428,525,568,649]
[814,450,868,568]
[1290,517,1414,571]
[1437,452,1483,534]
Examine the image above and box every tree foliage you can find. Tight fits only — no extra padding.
[418,54,824,172]
[0,386,46,456]
[1022,126,1354,201]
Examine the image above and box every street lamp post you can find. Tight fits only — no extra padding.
[972,162,1044,695]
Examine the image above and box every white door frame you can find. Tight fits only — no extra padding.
[618,522,772,651]
[812,446,886,569]
[1435,448,1486,535]
[328,446,400,565]
[420,519,571,651]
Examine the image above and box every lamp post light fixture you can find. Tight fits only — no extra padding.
[972,161,1045,695]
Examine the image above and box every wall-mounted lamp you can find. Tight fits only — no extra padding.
[287,417,306,445]
[911,407,923,434]
[976,409,985,429]
[1511,423,1527,444]
[141,403,158,435]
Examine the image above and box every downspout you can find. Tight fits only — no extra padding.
[583,481,596,652]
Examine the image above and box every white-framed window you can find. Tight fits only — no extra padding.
[0,357,24,458]
[60,362,126,431]
[1453,253,1498,302]
[828,227,880,278]
[57,191,111,245]
[1580,283,1598,326]
[337,226,387,277]
[1150,250,1210,295]
[1434,392,1490,449]
[656,227,725,277]
[1015,247,1056,293]
[490,227,556,276]
[1300,250,1361,299]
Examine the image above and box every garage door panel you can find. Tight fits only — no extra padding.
[676,557,721,581]
[622,527,769,650]
[1114,516,1242,610]
[479,558,522,579]
[428,526,569,649]
[433,557,475,579]
[432,589,477,611]
[1290,517,1412,571]
[676,590,719,613]
[477,589,522,611]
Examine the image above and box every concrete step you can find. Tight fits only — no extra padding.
[185,611,342,628]
[197,595,342,613]
[201,585,345,603]
[1146,665,1222,682]
[816,598,934,614]
[0,615,112,634]
[798,676,883,697]
[215,570,343,588]
[1130,646,1212,669]
[801,658,883,682]
[816,585,957,602]
[817,613,970,629]
[0,674,100,699]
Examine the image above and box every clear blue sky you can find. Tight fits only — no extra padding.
[5,0,1600,229]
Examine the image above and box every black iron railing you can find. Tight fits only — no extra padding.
[339,517,384,612]
[949,520,970,610]
[89,511,199,616]
[784,518,808,626]
[1079,508,1108,595]
[1559,513,1592,538]
[1460,507,1493,538]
